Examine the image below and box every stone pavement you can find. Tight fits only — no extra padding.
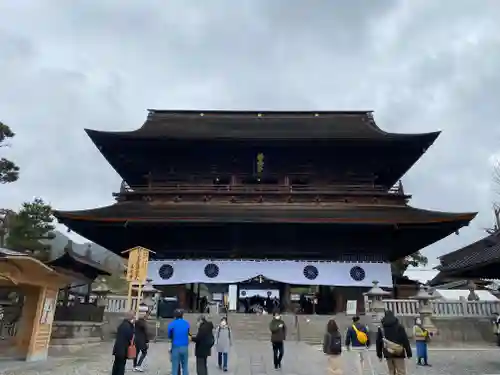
[2,341,500,375]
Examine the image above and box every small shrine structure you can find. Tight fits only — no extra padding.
[0,248,73,361]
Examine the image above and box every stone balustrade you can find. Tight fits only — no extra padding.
[105,294,158,315]
[104,294,500,318]
[365,298,500,317]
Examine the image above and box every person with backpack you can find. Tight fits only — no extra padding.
[376,310,412,375]
[215,316,232,372]
[191,315,215,375]
[322,319,342,375]
[345,316,370,375]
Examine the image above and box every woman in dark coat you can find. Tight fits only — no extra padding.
[191,316,215,375]
[112,312,135,375]
[133,314,150,371]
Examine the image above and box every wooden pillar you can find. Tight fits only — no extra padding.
[281,283,291,312]
[16,286,58,362]
[334,287,344,313]
[177,285,187,310]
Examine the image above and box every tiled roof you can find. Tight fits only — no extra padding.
[438,231,500,266]
[437,241,500,273]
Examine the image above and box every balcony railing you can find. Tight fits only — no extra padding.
[117,183,405,196]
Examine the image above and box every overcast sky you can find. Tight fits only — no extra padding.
[1,1,499,279]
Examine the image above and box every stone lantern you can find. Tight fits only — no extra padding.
[92,283,110,308]
[467,281,480,301]
[133,279,158,316]
[411,285,437,333]
[364,280,390,326]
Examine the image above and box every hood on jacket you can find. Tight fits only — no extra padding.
[381,310,399,327]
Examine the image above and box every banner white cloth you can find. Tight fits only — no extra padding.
[147,260,392,287]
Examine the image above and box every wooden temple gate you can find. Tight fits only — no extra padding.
[0,248,73,361]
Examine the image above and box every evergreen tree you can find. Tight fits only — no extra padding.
[0,122,20,183]
[6,198,55,260]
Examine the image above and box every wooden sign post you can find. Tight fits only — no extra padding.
[122,246,154,317]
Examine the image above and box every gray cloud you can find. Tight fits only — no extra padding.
[1,1,499,277]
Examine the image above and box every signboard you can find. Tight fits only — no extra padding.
[346,300,357,315]
[125,246,151,283]
[40,297,55,325]
[228,284,238,311]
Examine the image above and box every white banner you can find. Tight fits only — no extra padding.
[147,260,391,287]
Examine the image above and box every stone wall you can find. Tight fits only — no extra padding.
[50,321,104,346]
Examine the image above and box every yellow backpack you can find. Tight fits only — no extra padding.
[352,324,368,345]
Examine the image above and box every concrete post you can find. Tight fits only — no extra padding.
[411,285,437,334]
[363,280,390,327]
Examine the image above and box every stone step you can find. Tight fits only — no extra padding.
[136,312,368,343]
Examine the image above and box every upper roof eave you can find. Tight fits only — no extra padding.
[84,109,442,141]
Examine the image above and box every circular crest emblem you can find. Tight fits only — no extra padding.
[158,264,174,280]
[241,290,247,297]
[204,263,220,278]
[350,266,366,281]
[303,265,319,280]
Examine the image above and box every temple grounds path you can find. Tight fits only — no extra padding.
[2,341,500,375]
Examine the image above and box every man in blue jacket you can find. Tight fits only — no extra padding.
[345,316,370,375]
[168,309,190,375]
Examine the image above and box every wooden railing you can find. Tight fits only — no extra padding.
[117,183,405,195]
[366,299,500,317]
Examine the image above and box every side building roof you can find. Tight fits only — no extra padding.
[46,240,111,281]
[430,231,500,284]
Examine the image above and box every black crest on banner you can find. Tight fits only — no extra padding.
[303,265,319,280]
[350,266,366,281]
[159,264,174,280]
[204,263,220,278]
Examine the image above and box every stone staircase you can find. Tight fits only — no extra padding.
[147,313,364,344]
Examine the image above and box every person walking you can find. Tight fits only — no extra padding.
[269,311,286,369]
[376,310,412,375]
[323,319,342,375]
[345,316,370,375]
[492,312,500,346]
[112,311,135,375]
[191,315,215,375]
[132,312,150,372]
[215,316,232,372]
[413,317,431,366]
[167,309,191,375]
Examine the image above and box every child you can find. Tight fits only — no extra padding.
[413,317,431,366]
[323,319,342,375]
[215,317,232,372]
